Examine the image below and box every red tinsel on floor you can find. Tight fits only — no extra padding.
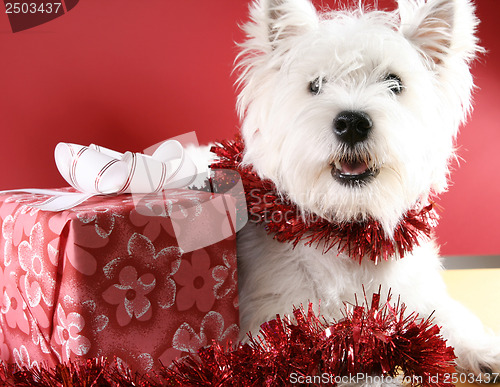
[0,357,153,386]
[163,293,456,386]
[0,294,455,387]
[0,293,456,386]
[209,138,439,264]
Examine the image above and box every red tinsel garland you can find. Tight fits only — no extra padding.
[210,138,439,263]
[163,293,456,386]
[0,295,456,386]
[0,357,153,386]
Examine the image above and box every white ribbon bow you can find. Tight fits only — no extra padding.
[1,140,198,211]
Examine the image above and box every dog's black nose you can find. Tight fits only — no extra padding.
[333,111,373,146]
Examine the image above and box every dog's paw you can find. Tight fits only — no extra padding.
[477,366,500,384]
[455,341,500,383]
[454,366,500,385]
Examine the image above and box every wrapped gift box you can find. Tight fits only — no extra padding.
[0,189,239,373]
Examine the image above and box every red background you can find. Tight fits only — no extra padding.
[0,0,498,256]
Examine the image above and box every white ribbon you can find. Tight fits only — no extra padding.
[1,140,198,211]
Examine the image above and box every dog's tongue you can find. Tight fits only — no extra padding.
[340,160,369,175]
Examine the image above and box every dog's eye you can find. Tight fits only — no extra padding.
[384,73,403,94]
[309,77,324,95]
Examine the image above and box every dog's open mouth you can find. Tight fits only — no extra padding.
[331,157,379,186]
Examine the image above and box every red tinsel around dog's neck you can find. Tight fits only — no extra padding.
[210,138,438,264]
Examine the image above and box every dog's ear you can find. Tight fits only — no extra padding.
[398,0,480,67]
[267,0,318,44]
[246,0,318,51]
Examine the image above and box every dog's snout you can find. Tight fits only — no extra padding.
[333,111,373,146]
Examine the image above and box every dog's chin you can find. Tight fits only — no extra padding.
[330,158,380,187]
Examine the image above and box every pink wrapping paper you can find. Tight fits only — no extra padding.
[0,189,239,373]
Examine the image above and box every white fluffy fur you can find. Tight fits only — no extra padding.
[215,0,499,378]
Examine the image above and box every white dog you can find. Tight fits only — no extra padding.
[208,0,500,378]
